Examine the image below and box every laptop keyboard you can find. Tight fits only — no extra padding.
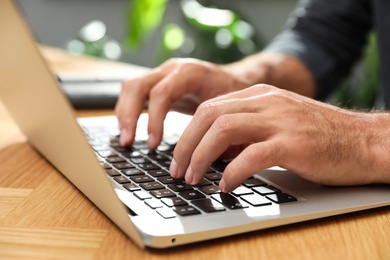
[82,124,297,219]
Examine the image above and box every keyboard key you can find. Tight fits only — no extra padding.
[138,163,160,170]
[140,181,165,191]
[199,185,221,195]
[122,168,143,176]
[148,154,168,161]
[231,186,253,196]
[123,183,140,192]
[266,193,297,203]
[179,190,206,200]
[174,205,201,216]
[130,175,154,183]
[242,178,267,187]
[211,193,248,209]
[157,176,183,184]
[98,150,117,158]
[105,169,121,177]
[241,194,272,207]
[253,186,281,195]
[130,157,150,164]
[145,198,164,209]
[134,190,152,200]
[191,198,225,213]
[113,176,130,184]
[148,169,170,177]
[156,207,176,219]
[112,162,134,170]
[161,197,188,207]
[106,156,126,163]
[204,172,222,181]
[150,189,176,198]
[192,178,212,187]
[167,183,193,192]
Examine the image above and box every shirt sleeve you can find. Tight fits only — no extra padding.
[263,0,373,100]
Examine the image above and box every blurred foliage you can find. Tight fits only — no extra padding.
[123,0,263,65]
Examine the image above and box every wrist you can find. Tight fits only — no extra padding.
[357,112,390,184]
[223,52,316,98]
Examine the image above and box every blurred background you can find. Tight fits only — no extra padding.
[17,0,298,67]
[17,0,378,109]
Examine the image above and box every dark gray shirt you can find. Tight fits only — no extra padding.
[264,0,390,108]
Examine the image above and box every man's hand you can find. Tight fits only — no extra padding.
[115,58,249,148]
[170,84,390,191]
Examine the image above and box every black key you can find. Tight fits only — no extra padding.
[192,178,213,187]
[266,193,297,203]
[161,197,188,207]
[168,183,193,192]
[242,178,267,188]
[123,183,140,192]
[138,163,160,170]
[106,156,126,163]
[150,189,176,198]
[148,169,170,177]
[211,193,248,209]
[253,186,281,195]
[113,176,130,184]
[205,172,222,181]
[157,176,183,184]
[130,175,154,183]
[211,160,230,172]
[130,157,150,164]
[140,181,165,190]
[122,168,143,176]
[112,162,134,170]
[105,169,121,177]
[174,205,201,216]
[179,190,206,200]
[120,151,142,158]
[191,198,225,213]
[100,163,111,169]
[199,185,221,195]
[241,194,272,207]
[148,154,167,161]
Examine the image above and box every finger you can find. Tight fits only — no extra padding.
[115,70,163,146]
[146,65,213,148]
[220,140,282,192]
[185,113,275,185]
[170,84,277,178]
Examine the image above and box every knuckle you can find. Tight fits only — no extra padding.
[212,115,236,135]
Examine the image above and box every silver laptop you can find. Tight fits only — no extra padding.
[1,0,390,249]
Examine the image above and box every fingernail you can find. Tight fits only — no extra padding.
[219,179,229,193]
[185,166,194,184]
[170,158,178,178]
[120,129,129,146]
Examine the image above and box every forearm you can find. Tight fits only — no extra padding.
[223,52,316,98]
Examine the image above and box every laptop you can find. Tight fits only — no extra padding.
[1,0,390,249]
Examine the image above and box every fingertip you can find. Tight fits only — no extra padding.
[169,158,178,178]
[120,128,132,146]
[219,178,231,193]
[147,133,159,149]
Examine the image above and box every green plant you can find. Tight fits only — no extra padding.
[124,0,262,65]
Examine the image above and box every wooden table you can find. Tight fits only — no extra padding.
[1,48,390,260]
